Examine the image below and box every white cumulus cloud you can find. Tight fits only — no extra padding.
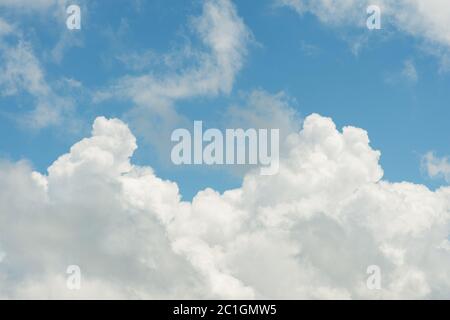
[1,112,450,299]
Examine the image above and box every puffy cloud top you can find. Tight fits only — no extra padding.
[1,114,450,299]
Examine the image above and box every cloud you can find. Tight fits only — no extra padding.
[97,0,250,105]
[300,40,321,57]
[1,112,450,299]
[1,0,450,300]
[97,0,250,103]
[0,0,86,63]
[225,90,301,144]
[0,0,70,13]
[0,119,205,299]
[0,2,86,129]
[0,35,76,129]
[401,59,418,83]
[0,0,58,10]
[385,59,419,85]
[0,18,14,36]
[423,152,450,183]
[94,0,252,157]
[277,0,450,68]
[277,0,367,26]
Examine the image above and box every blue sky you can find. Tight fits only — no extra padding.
[1,0,450,199]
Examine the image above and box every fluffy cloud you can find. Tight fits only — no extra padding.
[423,152,450,183]
[0,118,204,299]
[1,112,450,299]
[278,0,450,69]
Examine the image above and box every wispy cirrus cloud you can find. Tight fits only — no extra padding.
[94,0,252,160]
[277,0,450,70]
[385,58,419,85]
[0,20,76,129]
[96,0,251,106]
[0,0,87,129]
[0,24,79,129]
